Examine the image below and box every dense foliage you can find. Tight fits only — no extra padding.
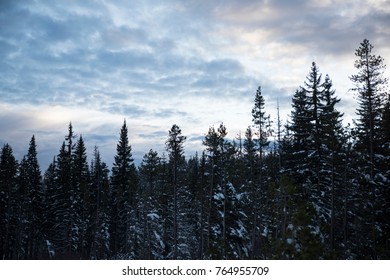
[1,39,389,259]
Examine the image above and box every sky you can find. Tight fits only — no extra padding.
[1,0,390,170]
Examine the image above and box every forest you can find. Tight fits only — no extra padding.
[1,39,389,260]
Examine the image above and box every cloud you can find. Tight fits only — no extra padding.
[211,0,390,60]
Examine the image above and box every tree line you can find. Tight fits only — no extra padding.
[1,39,389,259]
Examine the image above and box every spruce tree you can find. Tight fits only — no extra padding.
[110,120,138,258]
[0,144,18,259]
[89,146,110,259]
[318,75,345,256]
[72,135,89,257]
[52,142,72,257]
[42,157,57,259]
[285,88,312,184]
[282,63,339,259]
[44,123,80,258]
[19,135,44,259]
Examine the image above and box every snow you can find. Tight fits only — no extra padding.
[147,213,160,221]
[239,211,248,218]
[153,231,164,249]
[261,226,268,237]
[376,173,387,182]
[46,240,55,258]
[374,154,385,159]
[213,193,224,200]
[231,220,247,238]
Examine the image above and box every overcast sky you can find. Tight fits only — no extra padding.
[1,0,390,170]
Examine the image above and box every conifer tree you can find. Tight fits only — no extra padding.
[203,123,230,258]
[165,124,186,259]
[251,86,272,258]
[243,126,256,182]
[282,63,341,259]
[42,157,57,259]
[349,39,389,258]
[138,149,164,259]
[44,123,82,258]
[72,135,89,257]
[350,39,388,173]
[110,120,138,258]
[0,144,18,259]
[52,141,73,257]
[89,146,110,259]
[318,75,345,255]
[19,135,44,259]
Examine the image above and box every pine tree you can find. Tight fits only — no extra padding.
[284,88,312,184]
[18,135,44,259]
[243,126,256,183]
[42,157,57,259]
[203,123,229,258]
[318,75,346,256]
[158,153,174,259]
[281,63,341,259]
[52,142,72,257]
[350,39,388,175]
[251,86,272,258]
[110,120,138,258]
[139,149,163,259]
[89,146,110,259]
[301,64,341,257]
[72,135,89,257]
[44,123,80,258]
[165,124,186,259]
[302,62,324,191]
[0,144,18,259]
[349,39,389,258]
[382,95,390,150]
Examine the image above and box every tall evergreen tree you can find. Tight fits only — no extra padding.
[42,157,57,259]
[318,75,346,256]
[281,63,344,259]
[72,135,89,257]
[349,39,389,258]
[44,123,80,258]
[284,88,312,184]
[251,86,272,258]
[0,144,18,259]
[350,39,388,173]
[110,120,138,258]
[89,146,110,259]
[203,123,229,258]
[139,149,165,259]
[18,135,44,259]
[52,142,72,257]
[165,124,186,259]
[243,126,256,182]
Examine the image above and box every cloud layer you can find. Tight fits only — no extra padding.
[1,0,389,169]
